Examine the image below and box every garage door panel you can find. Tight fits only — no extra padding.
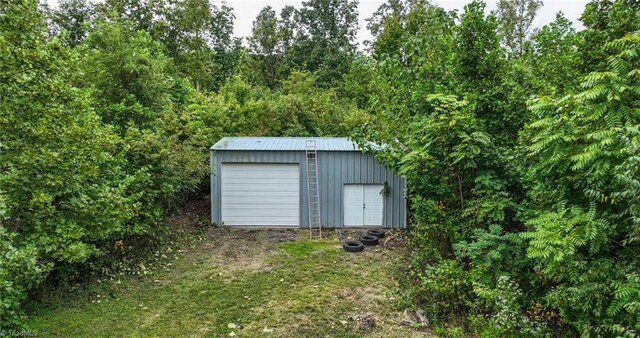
[221,163,300,226]
[227,163,298,172]
[222,195,298,203]
[221,182,299,188]
[224,212,298,218]
[222,176,299,181]
[225,169,298,175]
[223,214,298,220]
[222,205,299,210]
[222,191,300,197]
[223,171,298,177]
[222,200,298,206]
[221,221,298,226]
[221,181,300,187]
[224,217,297,222]
[222,201,297,206]
[222,183,299,189]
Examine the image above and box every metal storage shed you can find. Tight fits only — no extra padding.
[210,137,407,229]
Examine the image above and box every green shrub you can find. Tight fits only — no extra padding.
[473,276,549,336]
[0,228,49,330]
[412,259,473,319]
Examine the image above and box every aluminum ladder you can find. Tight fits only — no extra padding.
[305,140,322,239]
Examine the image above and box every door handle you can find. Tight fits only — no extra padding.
[363,203,366,209]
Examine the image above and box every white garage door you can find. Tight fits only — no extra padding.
[344,184,383,227]
[221,163,300,226]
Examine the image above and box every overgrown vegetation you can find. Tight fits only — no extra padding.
[353,0,640,335]
[26,226,412,337]
[1,0,639,335]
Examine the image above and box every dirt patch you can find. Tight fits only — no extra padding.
[199,228,300,271]
[163,195,212,231]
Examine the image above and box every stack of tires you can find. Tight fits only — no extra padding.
[343,230,385,252]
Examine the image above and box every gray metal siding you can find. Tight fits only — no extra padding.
[211,150,407,228]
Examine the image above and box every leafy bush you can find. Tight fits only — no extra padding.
[473,276,548,336]
[412,259,473,319]
[455,225,531,287]
[0,228,49,330]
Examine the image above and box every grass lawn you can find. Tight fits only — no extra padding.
[25,205,425,337]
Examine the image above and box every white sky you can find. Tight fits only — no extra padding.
[46,0,590,48]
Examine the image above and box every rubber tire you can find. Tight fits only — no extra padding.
[343,241,364,252]
[367,229,385,238]
[360,235,379,246]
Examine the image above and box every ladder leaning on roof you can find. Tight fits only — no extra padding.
[305,140,322,239]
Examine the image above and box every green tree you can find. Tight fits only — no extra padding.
[0,0,133,327]
[292,0,359,86]
[247,6,281,89]
[154,0,239,91]
[496,0,543,58]
[526,12,579,94]
[80,19,204,224]
[357,1,535,333]
[278,5,297,56]
[365,0,407,57]
[96,0,159,32]
[454,1,513,140]
[577,0,640,72]
[50,0,95,46]
[278,71,361,136]
[455,1,503,93]
[366,0,457,116]
[80,20,175,128]
[522,32,640,335]
[340,53,377,108]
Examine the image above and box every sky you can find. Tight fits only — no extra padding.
[46,0,591,48]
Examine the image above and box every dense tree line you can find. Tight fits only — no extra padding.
[1,0,638,335]
[352,0,639,335]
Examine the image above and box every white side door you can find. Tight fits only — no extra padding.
[343,184,384,227]
[343,185,364,226]
[363,185,383,226]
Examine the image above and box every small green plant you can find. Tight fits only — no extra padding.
[380,182,391,197]
[474,276,549,336]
